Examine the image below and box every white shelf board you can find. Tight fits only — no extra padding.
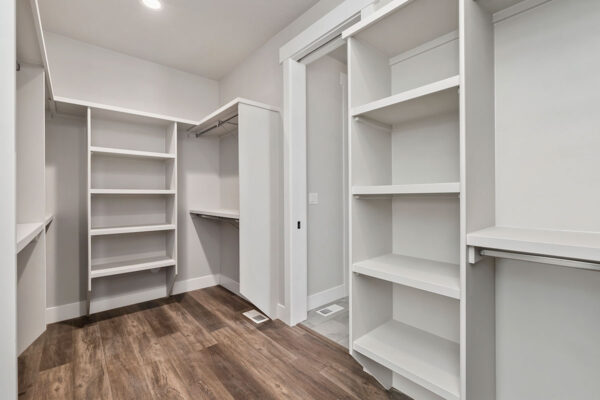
[354,320,460,400]
[352,76,460,126]
[90,146,175,160]
[17,222,44,253]
[190,97,280,137]
[45,215,54,227]
[90,189,176,195]
[91,256,175,279]
[467,226,600,263]
[90,223,176,236]
[189,208,240,220]
[352,183,460,196]
[354,254,460,299]
[342,0,458,56]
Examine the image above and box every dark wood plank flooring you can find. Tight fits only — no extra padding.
[19,286,411,399]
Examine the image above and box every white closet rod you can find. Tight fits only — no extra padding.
[480,249,600,272]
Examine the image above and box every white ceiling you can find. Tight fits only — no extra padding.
[38,0,320,80]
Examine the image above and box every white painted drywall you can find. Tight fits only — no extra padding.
[306,55,346,298]
[0,0,18,396]
[44,32,219,122]
[494,1,600,399]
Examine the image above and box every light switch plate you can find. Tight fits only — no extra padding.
[308,192,319,204]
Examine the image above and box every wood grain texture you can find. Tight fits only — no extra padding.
[19,286,411,399]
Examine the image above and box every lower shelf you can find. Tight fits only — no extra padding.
[91,256,175,278]
[353,320,460,400]
[353,254,460,299]
[17,222,44,253]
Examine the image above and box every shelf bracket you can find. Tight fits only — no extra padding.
[468,246,484,264]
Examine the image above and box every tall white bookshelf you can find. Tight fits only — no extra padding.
[86,107,178,313]
[345,0,461,399]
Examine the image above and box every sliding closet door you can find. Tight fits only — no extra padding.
[238,103,279,318]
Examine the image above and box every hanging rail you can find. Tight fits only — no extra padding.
[188,114,238,137]
[470,247,600,272]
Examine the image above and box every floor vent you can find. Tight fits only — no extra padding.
[243,309,270,324]
[316,304,344,317]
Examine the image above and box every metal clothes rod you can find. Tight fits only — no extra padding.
[189,114,238,137]
[480,249,600,272]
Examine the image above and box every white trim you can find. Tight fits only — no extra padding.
[276,303,288,323]
[29,0,54,98]
[283,59,308,326]
[279,0,373,62]
[218,274,241,297]
[53,95,199,125]
[341,0,414,39]
[389,31,458,66]
[45,274,219,323]
[307,283,347,311]
[493,0,551,23]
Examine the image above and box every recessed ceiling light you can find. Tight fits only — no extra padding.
[142,0,162,10]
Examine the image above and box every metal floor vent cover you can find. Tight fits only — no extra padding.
[316,304,344,317]
[243,309,270,324]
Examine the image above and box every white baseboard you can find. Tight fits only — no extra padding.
[307,283,347,311]
[276,303,288,324]
[45,274,219,324]
[218,274,241,296]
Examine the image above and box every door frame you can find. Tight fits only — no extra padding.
[280,0,373,326]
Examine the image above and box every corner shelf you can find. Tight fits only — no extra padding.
[352,183,460,196]
[353,320,460,400]
[351,75,459,126]
[353,254,460,299]
[90,256,176,279]
[90,189,176,195]
[17,222,44,253]
[190,208,240,220]
[467,226,600,263]
[90,223,176,236]
[90,146,175,160]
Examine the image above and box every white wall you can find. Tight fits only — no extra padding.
[494,1,600,399]
[0,0,18,396]
[44,32,218,123]
[219,0,345,108]
[306,55,346,300]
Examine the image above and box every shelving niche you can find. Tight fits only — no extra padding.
[87,107,178,311]
[346,0,462,398]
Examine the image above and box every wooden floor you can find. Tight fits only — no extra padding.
[19,286,410,399]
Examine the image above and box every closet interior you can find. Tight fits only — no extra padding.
[8,0,600,399]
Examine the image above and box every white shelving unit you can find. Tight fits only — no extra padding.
[87,107,178,313]
[188,98,280,318]
[16,64,47,355]
[346,1,462,399]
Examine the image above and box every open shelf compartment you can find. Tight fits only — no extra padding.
[354,253,460,299]
[91,255,175,279]
[354,319,460,400]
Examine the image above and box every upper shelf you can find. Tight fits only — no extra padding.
[189,97,280,137]
[353,183,460,196]
[467,226,600,263]
[342,0,458,57]
[17,222,44,253]
[90,223,176,236]
[90,146,175,160]
[352,76,460,126]
[190,208,240,220]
